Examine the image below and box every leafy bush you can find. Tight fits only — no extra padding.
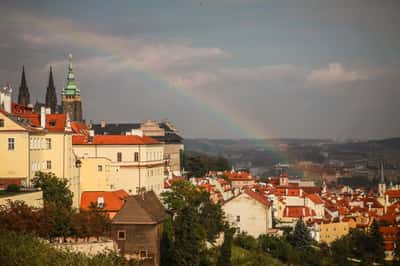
[6,184,20,193]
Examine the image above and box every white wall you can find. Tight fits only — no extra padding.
[223,193,272,237]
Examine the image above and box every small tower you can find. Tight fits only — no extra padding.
[45,66,57,113]
[18,66,30,106]
[378,162,386,197]
[62,54,83,121]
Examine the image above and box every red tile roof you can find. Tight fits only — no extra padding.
[305,193,324,204]
[72,134,160,145]
[244,189,271,207]
[70,121,89,135]
[385,190,400,199]
[283,206,316,218]
[80,190,129,212]
[45,114,66,132]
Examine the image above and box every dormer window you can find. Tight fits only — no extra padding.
[97,197,104,208]
[49,120,57,127]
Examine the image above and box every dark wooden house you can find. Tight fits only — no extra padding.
[111,191,168,266]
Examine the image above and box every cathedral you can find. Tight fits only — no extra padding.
[17,54,83,122]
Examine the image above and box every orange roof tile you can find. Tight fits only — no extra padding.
[244,189,272,207]
[72,134,160,145]
[70,121,89,135]
[80,190,129,212]
[305,193,324,204]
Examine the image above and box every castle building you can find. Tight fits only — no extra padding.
[61,54,83,122]
[18,66,30,106]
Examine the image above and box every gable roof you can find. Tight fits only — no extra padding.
[70,121,89,135]
[80,190,129,212]
[305,193,324,204]
[244,189,272,207]
[112,191,167,224]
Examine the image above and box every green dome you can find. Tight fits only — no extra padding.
[62,54,80,96]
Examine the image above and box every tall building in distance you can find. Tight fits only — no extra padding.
[62,54,83,122]
[18,66,30,106]
[45,66,58,113]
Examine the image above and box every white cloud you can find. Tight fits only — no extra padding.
[306,63,368,86]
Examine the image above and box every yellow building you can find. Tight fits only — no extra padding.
[319,219,356,244]
[0,108,80,208]
[72,134,165,196]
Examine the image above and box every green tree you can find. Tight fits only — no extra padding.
[291,218,312,250]
[258,234,292,262]
[32,171,73,210]
[368,220,385,264]
[217,228,235,266]
[160,217,175,266]
[172,206,206,266]
[161,180,226,265]
[233,232,258,250]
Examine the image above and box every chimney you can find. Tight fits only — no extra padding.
[131,129,143,137]
[40,106,46,128]
[302,207,305,217]
[45,107,51,114]
[100,120,106,128]
[89,130,94,143]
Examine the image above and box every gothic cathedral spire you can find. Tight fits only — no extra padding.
[18,66,30,106]
[45,66,58,113]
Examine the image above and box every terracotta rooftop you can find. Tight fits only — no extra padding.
[244,189,272,207]
[80,190,129,212]
[72,134,160,145]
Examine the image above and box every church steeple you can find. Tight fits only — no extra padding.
[45,66,58,113]
[61,54,83,122]
[18,66,30,106]
[62,54,80,97]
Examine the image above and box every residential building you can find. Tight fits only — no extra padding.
[111,191,168,266]
[0,106,80,208]
[91,120,184,176]
[223,189,273,237]
[72,134,165,195]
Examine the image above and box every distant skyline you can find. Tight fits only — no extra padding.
[1,0,400,139]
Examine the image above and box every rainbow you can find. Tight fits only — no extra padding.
[111,64,288,163]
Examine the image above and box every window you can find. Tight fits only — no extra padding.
[97,197,104,208]
[117,230,126,240]
[117,152,122,162]
[134,152,139,162]
[98,165,103,172]
[46,160,52,170]
[0,119,4,127]
[8,138,15,150]
[236,215,240,222]
[140,251,147,258]
[49,120,56,127]
[46,138,51,149]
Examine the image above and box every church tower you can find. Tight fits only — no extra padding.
[18,66,30,106]
[378,162,386,197]
[62,54,83,121]
[45,66,58,113]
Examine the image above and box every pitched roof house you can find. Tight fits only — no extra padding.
[112,191,168,266]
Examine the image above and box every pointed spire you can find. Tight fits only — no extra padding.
[380,161,385,184]
[18,66,30,106]
[45,66,57,113]
[62,53,80,96]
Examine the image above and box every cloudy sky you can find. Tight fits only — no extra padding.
[1,0,400,139]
